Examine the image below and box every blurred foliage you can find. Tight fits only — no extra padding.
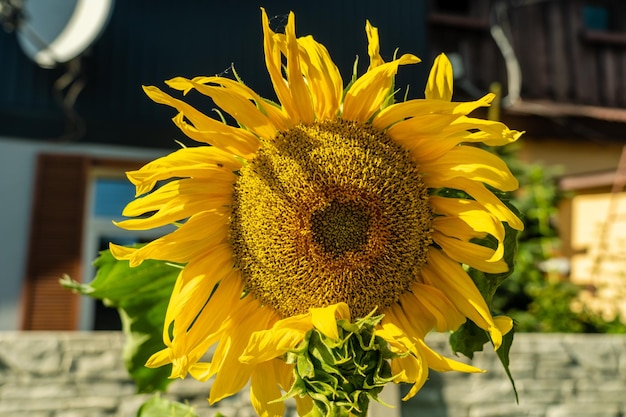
[489,141,626,333]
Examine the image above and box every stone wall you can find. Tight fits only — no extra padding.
[0,332,624,417]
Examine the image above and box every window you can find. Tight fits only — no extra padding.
[80,171,173,330]
[581,2,626,46]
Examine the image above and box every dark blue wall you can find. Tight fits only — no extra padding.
[0,1,428,148]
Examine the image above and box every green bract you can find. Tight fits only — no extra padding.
[283,314,401,417]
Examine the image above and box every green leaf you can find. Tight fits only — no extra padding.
[448,320,489,360]
[61,249,180,393]
[136,394,199,417]
[449,320,519,401]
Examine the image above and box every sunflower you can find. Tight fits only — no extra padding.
[111,9,523,417]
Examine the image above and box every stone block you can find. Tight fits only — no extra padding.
[546,403,621,417]
[71,350,126,380]
[76,381,137,397]
[574,378,626,403]
[55,410,113,417]
[469,402,534,417]
[562,334,621,374]
[0,333,63,376]
[2,412,52,417]
[516,379,572,404]
[0,382,79,400]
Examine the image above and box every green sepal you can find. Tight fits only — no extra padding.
[282,313,399,417]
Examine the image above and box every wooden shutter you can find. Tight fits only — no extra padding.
[21,153,149,330]
[21,154,89,330]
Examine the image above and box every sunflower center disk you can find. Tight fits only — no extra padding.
[230,119,433,319]
[310,200,370,258]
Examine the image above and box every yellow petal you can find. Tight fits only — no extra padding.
[209,297,276,403]
[261,9,314,124]
[174,75,291,132]
[386,113,460,142]
[366,20,384,70]
[164,245,237,347]
[384,301,432,340]
[188,362,212,381]
[310,302,350,339]
[115,178,233,230]
[143,85,259,157]
[421,145,519,192]
[145,347,171,369]
[451,116,524,146]
[343,54,420,122]
[297,35,343,120]
[416,339,483,373]
[422,249,505,349]
[240,315,310,364]
[261,9,296,123]
[425,53,453,101]
[494,315,514,336]
[431,196,506,261]
[127,146,242,196]
[169,271,246,376]
[284,12,315,124]
[433,216,488,242]
[167,77,277,140]
[295,395,314,416]
[250,362,285,417]
[433,231,508,272]
[410,283,466,332]
[427,176,524,231]
[112,210,229,267]
[372,94,493,130]
[375,321,428,399]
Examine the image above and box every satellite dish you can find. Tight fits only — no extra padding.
[15,0,114,68]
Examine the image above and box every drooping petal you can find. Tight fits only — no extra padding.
[421,145,519,192]
[163,245,237,348]
[250,361,286,417]
[375,321,428,399]
[170,75,292,132]
[209,297,277,403]
[240,313,311,365]
[143,86,259,158]
[431,196,506,261]
[126,146,242,196]
[433,231,508,272]
[166,77,278,140]
[168,271,247,378]
[410,283,467,332]
[422,249,507,349]
[428,176,524,231]
[115,178,234,230]
[416,339,483,374]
